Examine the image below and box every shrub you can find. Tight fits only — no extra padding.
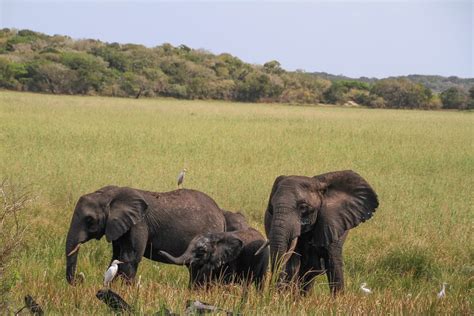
[372,79,432,109]
[0,180,34,310]
[440,87,469,110]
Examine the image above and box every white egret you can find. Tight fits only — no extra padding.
[77,272,86,284]
[186,300,226,314]
[137,275,142,289]
[104,260,123,287]
[437,282,447,299]
[360,282,372,294]
[177,168,187,188]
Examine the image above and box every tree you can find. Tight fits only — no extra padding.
[263,60,283,75]
[468,86,474,109]
[371,79,432,109]
[236,71,283,102]
[119,72,151,98]
[0,57,27,89]
[26,61,76,94]
[92,46,130,72]
[440,87,469,109]
[323,81,349,104]
[60,52,109,94]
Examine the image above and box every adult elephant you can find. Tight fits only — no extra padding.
[264,170,379,295]
[65,186,226,285]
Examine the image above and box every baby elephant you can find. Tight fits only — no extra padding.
[159,214,269,289]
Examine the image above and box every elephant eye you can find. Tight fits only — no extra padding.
[298,203,309,212]
[85,216,94,224]
[195,246,208,258]
[299,203,315,216]
[85,216,98,231]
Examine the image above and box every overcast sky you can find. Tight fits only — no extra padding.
[1,0,472,78]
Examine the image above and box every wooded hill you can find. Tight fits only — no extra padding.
[313,72,474,94]
[1,29,472,110]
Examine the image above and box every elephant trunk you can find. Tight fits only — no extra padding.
[65,232,80,285]
[269,207,300,279]
[65,223,89,285]
[159,250,191,266]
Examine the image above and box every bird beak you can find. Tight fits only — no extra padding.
[67,243,82,256]
[117,261,124,264]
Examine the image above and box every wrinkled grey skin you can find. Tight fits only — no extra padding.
[223,210,249,231]
[160,211,269,289]
[264,170,379,295]
[65,186,225,285]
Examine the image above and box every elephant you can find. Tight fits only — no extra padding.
[65,185,226,285]
[264,170,379,295]
[159,211,269,289]
[223,210,249,231]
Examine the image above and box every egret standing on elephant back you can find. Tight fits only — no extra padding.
[177,168,187,189]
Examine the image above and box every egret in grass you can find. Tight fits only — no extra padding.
[185,300,230,314]
[437,282,447,299]
[104,260,123,287]
[360,282,372,294]
[177,168,187,189]
[76,272,86,284]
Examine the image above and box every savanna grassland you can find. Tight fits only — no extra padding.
[0,91,472,314]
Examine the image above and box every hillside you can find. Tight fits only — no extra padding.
[0,28,472,109]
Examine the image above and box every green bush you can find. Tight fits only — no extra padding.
[440,87,469,109]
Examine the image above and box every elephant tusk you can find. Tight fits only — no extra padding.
[288,237,298,255]
[254,240,270,256]
[67,243,82,256]
[281,237,299,266]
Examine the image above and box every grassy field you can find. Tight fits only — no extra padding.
[1,91,472,314]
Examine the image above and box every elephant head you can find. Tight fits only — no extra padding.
[159,232,243,275]
[223,210,249,231]
[65,186,148,285]
[264,170,378,281]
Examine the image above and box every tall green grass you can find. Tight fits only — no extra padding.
[1,91,472,314]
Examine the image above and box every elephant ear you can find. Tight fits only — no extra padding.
[105,188,148,242]
[312,170,379,247]
[209,234,244,267]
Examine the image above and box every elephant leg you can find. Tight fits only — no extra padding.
[299,253,325,294]
[253,268,265,291]
[111,241,120,263]
[117,225,148,283]
[189,265,211,289]
[188,266,199,288]
[281,253,299,283]
[276,253,300,291]
[325,236,346,295]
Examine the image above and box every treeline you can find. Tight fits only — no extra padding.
[313,72,474,94]
[0,29,473,110]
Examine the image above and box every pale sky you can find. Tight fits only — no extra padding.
[1,0,472,78]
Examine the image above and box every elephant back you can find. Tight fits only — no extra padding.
[141,189,226,260]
